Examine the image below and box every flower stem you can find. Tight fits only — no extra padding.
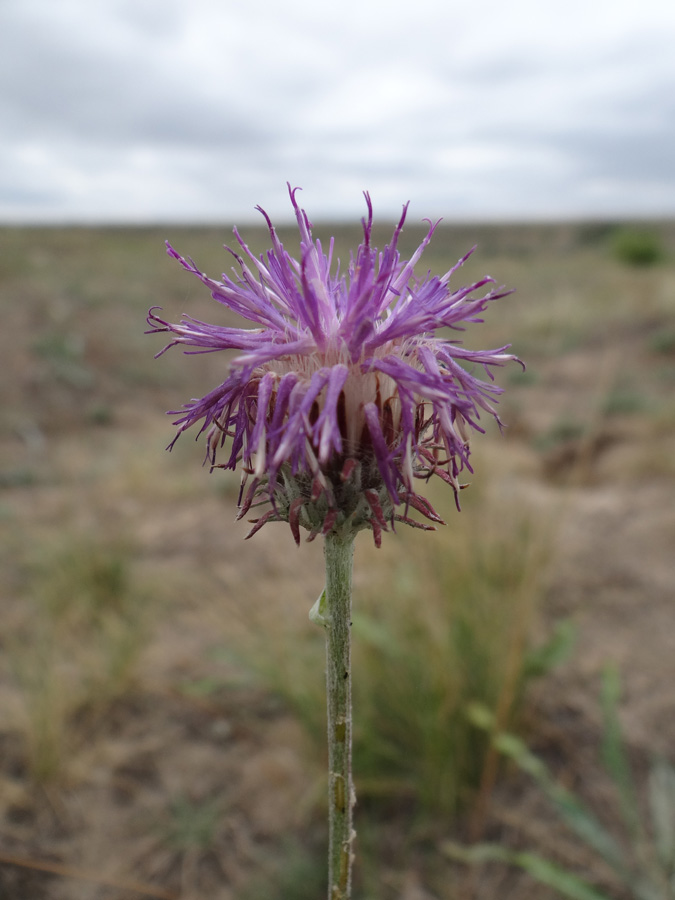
[323,532,356,899]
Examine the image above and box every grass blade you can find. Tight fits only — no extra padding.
[600,666,641,838]
[443,841,611,900]
[468,704,626,872]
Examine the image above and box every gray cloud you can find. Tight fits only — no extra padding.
[2,0,675,222]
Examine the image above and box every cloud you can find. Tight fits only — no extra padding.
[2,0,675,222]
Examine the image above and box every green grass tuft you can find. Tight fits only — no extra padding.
[233,487,556,821]
[10,535,150,783]
[611,228,665,267]
[162,795,223,851]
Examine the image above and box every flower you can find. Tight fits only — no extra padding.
[148,185,520,546]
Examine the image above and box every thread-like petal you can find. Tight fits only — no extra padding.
[149,186,521,542]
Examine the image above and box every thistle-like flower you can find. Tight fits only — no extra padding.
[148,186,520,546]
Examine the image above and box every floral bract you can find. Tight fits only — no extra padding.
[148,186,520,545]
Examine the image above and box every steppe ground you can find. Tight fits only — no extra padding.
[1,220,674,899]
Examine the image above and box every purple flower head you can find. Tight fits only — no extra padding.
[148,185,521,546]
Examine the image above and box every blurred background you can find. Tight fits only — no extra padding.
[2,0,675,225]
[1,2,675,899]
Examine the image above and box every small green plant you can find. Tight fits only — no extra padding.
[350,522,563,818]
[36,538,147,704]
[31,330,94,387]
[241,839,326,900]
[11,633,69,783]
[446,667,675,900]
[602,384,648,416]
[534,419,587,454]
[11,536,148,782]
[649,329,675,357]
[611,228,664,267]
[162,796,222,851]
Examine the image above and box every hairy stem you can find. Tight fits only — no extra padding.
[323,532,356,899]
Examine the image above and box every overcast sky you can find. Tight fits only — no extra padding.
[1,0,674,225]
